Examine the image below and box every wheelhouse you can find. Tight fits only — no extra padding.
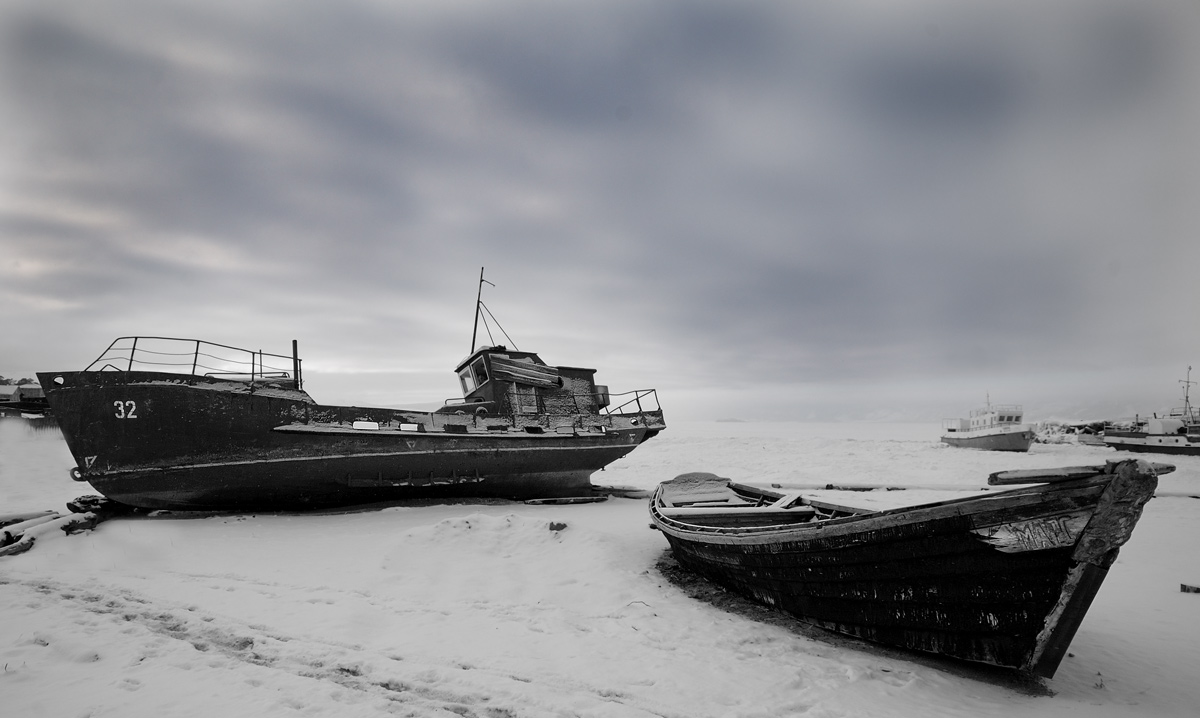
[970,405,1024,429]
[445,345,611,418]
[942,404,1026,434]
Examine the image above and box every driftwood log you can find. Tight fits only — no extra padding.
[0,496,131,558]
[0,510,58,530]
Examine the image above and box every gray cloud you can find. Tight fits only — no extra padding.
[2,0,1197,420]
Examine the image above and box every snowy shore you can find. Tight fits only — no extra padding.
[3,417,1199,717]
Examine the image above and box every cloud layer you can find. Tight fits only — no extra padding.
[3,0,1198,420]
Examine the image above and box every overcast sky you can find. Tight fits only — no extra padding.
[3,0,1199,422]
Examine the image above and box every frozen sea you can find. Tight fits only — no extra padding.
[3,415,1200,717]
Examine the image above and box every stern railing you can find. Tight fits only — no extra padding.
[603,388,662,418]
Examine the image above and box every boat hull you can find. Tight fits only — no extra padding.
[1103,432,1200,456]
[941,429,1034,452]
[650,460,1159,677]
[39,370,662,511]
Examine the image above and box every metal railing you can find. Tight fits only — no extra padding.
[603,388,661,416]
[440,387,662,421]
[84,336,302,388]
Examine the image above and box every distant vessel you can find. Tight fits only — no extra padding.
[0,383,50,417]
[1103,367,1200,456]
[941,402,1034,452]
[1074,425,1108,446]
[37,271,666,511]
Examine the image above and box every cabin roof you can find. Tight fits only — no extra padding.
[454,345,545,372]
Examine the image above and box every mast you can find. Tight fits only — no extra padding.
[469,267,493,354]
[1181,366,1195,421]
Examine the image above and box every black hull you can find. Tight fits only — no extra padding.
[650,461,1158,677]
[39,370,662,511]
[1103,442,1200,456]
[80,439,648,511]
[1103,435,1200,456]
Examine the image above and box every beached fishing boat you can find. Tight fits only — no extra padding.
[1103,367,1200,456]
[37,276,665,511]
[941,403,1034,452]
[649,459,1167,677]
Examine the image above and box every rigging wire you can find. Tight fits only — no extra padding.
[470,267,518,352]
[479,301,517,350]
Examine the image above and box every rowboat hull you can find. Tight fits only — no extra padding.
[650,460,1161,677]
[39,369,662,511]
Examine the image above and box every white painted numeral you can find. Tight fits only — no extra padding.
[114,400,138,419]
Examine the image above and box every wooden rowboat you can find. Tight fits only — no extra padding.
[649,459,1168,677]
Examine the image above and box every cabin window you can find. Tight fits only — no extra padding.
[459,358,491,396]
[471,358,489,386]
[458,368,476,394]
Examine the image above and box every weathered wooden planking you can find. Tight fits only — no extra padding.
[488,356,563,388]
[971,511,1093,553]
[654,507,817,529]
[728,481,786,502]
[989,461,1174,486]
[668,539,1071,667]
[656,482,1109,546]
[800,496,874,516]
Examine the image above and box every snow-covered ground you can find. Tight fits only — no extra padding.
[3,416,1199,717]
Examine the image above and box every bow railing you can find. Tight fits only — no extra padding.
[84,336,302,389]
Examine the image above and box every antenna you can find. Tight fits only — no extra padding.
[469,267,493,354]
[1181,366,1195,419]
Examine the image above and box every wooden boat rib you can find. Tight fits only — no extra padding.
[649,459,1167,677]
